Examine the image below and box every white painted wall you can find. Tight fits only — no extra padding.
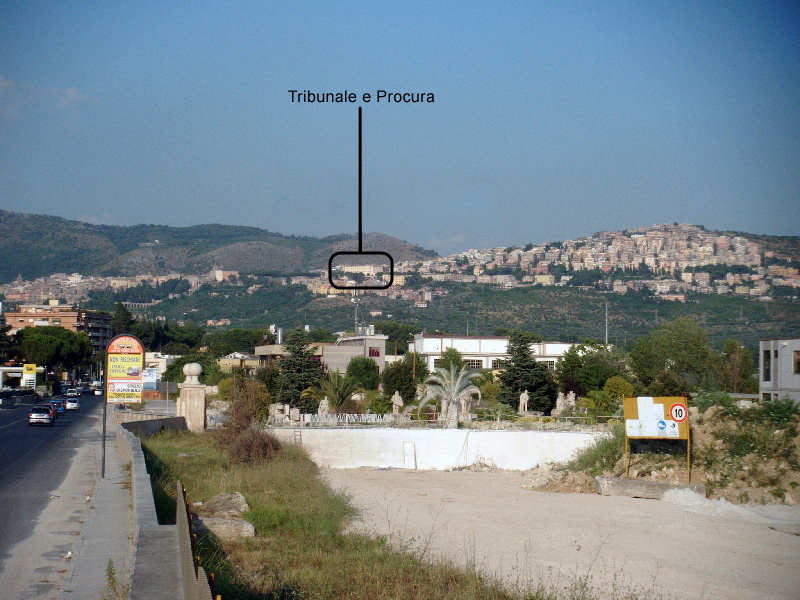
[269,428,603,470]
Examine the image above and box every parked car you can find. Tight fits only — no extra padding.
[49,399,65,415]
[29,405,54,426]
[66,388,79,398]
[65,398,80,411]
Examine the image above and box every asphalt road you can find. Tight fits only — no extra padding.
[0,393,103,581]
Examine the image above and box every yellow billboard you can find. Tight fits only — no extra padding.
[105,335,144,403]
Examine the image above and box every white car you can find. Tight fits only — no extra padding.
[65,398,80,411]
[66,388,79,397]
[94,388,103,396]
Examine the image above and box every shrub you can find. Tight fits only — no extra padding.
[691,391,735,413]
[564,424,625,476]
[760,395,800,427]
[229,429,282,465]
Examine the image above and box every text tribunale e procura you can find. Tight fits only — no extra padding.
[288,90,434,103]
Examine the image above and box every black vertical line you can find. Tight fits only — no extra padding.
[358,106,363,252]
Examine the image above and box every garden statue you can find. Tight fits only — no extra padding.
[518,389,529,414]
[391,390,404,414]
[318,396,330,415]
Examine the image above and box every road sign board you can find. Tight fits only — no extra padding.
[670,402,688,423]
[623,396,689,440]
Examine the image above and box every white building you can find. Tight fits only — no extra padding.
[409,334,576,372]
[759,339,800,404]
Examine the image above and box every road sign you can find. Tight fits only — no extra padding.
[623,396,689,440]
[670,402,688,423]
[623,396,692,483]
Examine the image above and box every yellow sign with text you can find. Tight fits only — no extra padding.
[105,335,144,403]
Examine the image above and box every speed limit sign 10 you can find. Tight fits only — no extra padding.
[670,403,688,423]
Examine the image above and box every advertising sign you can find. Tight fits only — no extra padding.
[22,364,36,388]
[142,367,159,391]
[105,335,144,403]
[623,396,689,440]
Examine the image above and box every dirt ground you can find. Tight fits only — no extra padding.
[324,467,800,600]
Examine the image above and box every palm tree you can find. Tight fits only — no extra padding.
[419,365,482,428]
[301,371,363,412]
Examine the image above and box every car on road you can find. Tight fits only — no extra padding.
[66,388,79,397]
[94,388,103,396]
[28,405,54,426]
[65,398,80,411]
[49,399,65,416]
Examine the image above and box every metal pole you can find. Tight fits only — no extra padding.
[101,398,107,478]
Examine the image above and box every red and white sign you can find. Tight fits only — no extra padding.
[670,403,688,423]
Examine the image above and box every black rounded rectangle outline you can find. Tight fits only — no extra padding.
[328,251,394,290]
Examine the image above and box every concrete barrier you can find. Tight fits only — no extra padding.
[117,418,212,600]
[269,427,604,470]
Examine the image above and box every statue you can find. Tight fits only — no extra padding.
[391,391,404,414]
[318,396,330,415]
[518,389,529,414]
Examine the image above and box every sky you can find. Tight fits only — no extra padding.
[1,1,798,256]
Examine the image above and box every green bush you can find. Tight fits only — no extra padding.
[564,425,625,476]
[760,395,800,427]
[691,391,735,413]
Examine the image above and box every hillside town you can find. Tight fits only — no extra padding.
[1,224,797,310]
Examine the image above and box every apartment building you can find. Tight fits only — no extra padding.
[3,303,113,354]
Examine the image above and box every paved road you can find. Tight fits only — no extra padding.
[0,393,103,598]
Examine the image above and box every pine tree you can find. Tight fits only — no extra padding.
[278,329,323,411]
[498,331,557,413]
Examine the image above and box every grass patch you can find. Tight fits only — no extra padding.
[564,425,625,477]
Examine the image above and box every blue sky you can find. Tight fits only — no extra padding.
[1,1,798,255]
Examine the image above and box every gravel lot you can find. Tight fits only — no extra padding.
[325,467,800,600]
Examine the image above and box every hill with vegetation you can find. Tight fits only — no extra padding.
[86,277,799,351]
[0,209,437,284]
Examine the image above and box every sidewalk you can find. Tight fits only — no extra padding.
[59,407,135,599]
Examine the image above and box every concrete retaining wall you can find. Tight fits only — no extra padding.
[270,428,603,470]
[118,418,211,600]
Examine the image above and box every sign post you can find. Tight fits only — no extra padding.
[22,364,37,389]
[102,335,144,478]
[623,396,691,483]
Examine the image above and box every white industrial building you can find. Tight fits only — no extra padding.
[759,338,800,404]
[409,334,575,372]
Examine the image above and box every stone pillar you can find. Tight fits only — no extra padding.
[178,363,207,433]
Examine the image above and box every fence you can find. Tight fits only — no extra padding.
[176,481,216,600]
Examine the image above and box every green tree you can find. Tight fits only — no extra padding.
[716,339,757,393]
[555,345,584,395]
[498,331,557,413]
[161,353,225,385]
[112,303,134,336]
[373,321,421,354]
[631,318,712,388]
[419,365,482,428]
[381,359,417,405]
[301,371,363,412]
[277,329,323,411]
[603,375,634,406]
[17,326,92,371]
[0,320,16,364]
[345,356,380,391]
[437,347,465,372]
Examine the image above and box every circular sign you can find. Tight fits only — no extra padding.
[670,403,688,423]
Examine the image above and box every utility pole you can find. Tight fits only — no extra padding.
[605,302,608,345]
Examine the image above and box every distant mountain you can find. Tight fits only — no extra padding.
[0,210,438,284]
